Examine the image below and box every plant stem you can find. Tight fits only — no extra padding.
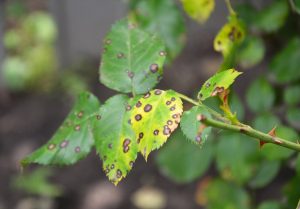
[225,0,236,15]
[176,92,230,123]
[199,116,300,152]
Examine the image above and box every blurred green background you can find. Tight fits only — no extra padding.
[0,0,300,209]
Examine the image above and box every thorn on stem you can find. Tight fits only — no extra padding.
[268,127,277,137]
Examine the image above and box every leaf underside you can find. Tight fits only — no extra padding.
[94,94,139,185]
[100,18,166,94]
[131,89,183,160]
[181,0,215,23]
[180,106,212,146]
[198,68,242,101]
[22,92,100,166]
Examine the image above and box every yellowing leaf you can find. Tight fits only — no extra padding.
[214,14,245,56]
[181,0,215,23]
[131,89,183,160]
[198,69,242,101]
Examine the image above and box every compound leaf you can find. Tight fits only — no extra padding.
[100,18,166,94]
[130,0,186,61]
[198,68,242,101]
[180,106,212,146]
[181,0,215,23]
[131,89,183,160]
[94,94,139,185]
[22,92,100,166]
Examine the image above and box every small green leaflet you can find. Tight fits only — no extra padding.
[100,18,166,95]
[131,89,183,160]
[181,0,215,23]
[130,0,186,61]
[214,14,245,56]
[22,92,100,166]
[180,106,212,146]
[198,68,242,101]
[94,94,139,185]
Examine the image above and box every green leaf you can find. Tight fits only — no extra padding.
[291,0,300,14]
[249,160,280,188]
[215,131,258,184]
[286,108,300,129]
[284,85,300,106]
[204,179,251,209]
[180,0,215,23]
[253,113,281,133]
[180,106,212,146]
[156,129,213,183]
[254,0,289,33]
[230,93,245,121]
[258,201,282,209]
[12,168,62,197]
[237,36,265,68]
[94,94,139,185]
[22,92,100,166]
[198,68,242,101]
[100,18,166,94]
[246,77,275,113]
[214,14,245,62]
[283,176,300,209]
[131,89,183,160]
[130,0,186,60]
[260,126,298,160]
[270,38,300,83]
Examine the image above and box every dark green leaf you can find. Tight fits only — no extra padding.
[257,201,282,209]
[237,36,265,68]
[254,0,289,33]
[249,160,280,188]
[22,92,100,166]
[100,18,166,94]
[283,176,300,209]
[270,38,300,83]
[296,154,300,176]
[253,113,281,133]
[286,108,300,129]
[198,69,242,101]
[94,94,139,185]
[12,168,62,197]
[180,106,212,146]
[180,0,215,23]
[156,129,213,183]
[204,179,251,209]
[216,131,258,184]
[131,89,183,160]
[284,85,300,106]
[130,0,186,60]
[246,77,275,113]
[260,126,298,160]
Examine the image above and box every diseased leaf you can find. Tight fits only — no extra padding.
[94,94,139,185]
[270,38,300,83]
[246,77,275,113]
[22,92,100,166]
[130,0,186,61]
[214,14,245,70]
[131,89,183,160]
[198,68,242,101]
[156,129,213,183]
[181,0,215,23]
[100,18,166,94]
[180,106,212,146]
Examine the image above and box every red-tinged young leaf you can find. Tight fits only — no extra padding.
[22,92,100,166]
